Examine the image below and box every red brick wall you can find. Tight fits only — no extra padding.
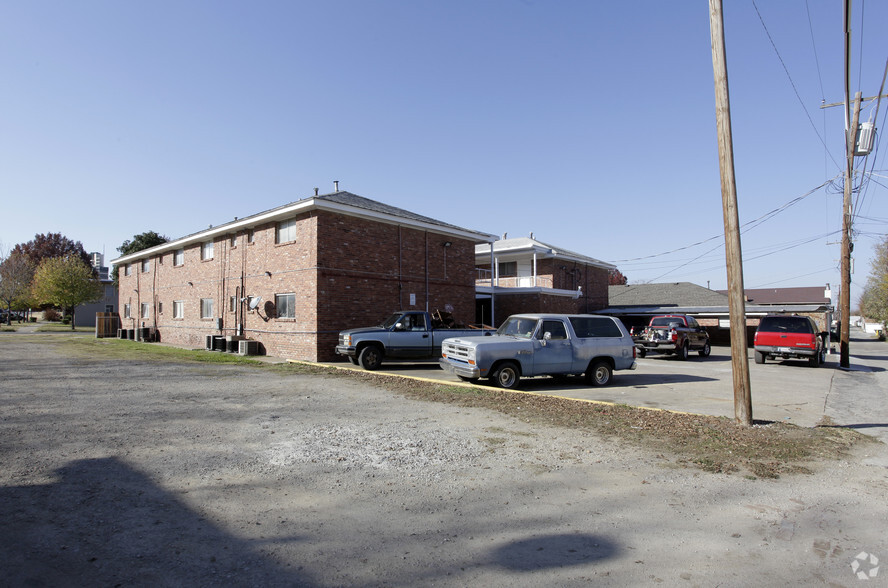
[119,210,479,362]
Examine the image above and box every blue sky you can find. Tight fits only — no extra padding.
[2,1,886,306]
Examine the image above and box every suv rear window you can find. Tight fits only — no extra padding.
[569,316,622,338]
[757,316,813,334]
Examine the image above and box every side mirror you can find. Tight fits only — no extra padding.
[543,332,552,340]
[394,322,405,331]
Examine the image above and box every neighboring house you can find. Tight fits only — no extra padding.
[74,252,118,327]
[604,282,834,345]
[112,189,496,362]
[474,235,614,325]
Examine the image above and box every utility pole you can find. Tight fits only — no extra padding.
[840,92,861,368]
[709,0,752,426]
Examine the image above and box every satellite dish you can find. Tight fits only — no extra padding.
[249,296,262,310]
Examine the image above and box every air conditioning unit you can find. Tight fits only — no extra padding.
[238,340,260,356]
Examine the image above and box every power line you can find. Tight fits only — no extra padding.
[751,0,842,172]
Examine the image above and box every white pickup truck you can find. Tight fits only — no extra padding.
[439,313,637,389]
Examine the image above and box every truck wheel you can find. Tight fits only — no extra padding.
[637,347,647,358]
[699,342,711,357]
[586,360,612,386]
[754,350,765,364]
[358,345,384,371]
[808,351,821,367]
[676,343,689,361]
[491,361,520,389]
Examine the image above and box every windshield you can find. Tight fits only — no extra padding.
[497,317,539,338]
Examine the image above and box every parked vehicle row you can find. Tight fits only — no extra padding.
[335,311,832,390]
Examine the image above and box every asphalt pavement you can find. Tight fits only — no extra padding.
[323,327,888,444]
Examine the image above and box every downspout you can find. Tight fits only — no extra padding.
[425,231,429,312]
[398,226,403,309]
[489,241,496,327]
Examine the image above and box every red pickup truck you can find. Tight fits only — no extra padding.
[633,314,711,360]
[753,314,827,367]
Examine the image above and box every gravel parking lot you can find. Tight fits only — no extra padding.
[2,334,887,586]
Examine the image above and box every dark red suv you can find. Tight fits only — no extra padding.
[753,314,827,367]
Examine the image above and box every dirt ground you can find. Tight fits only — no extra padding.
[2,335,887,586]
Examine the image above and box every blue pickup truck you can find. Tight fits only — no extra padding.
[335,310,494,370]
[439,313,637,389]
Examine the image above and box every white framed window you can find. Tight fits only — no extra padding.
[247,229,255,243]
[275,293,295,319]
[276,218,298,244]
[230,234,237,247]
[201,240,214,260]
[173,300,184,319]
[229,296,237,312]
[158,302,163,314]
[124,264,132,276]
[173,249,184,266]
[124,303,131,318]
[141,259,150,273]
[200,298,214,319]
[140,303,150,319]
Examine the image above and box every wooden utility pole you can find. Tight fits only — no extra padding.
[840,92,862,368]
[709,0,752,425]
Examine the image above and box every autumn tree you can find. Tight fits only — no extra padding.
[608,268,628,285]
[112,230,169,285]
[0,251,35,324]
[859,236,888,328]
[31,255,104,329]
[13,232,92,269]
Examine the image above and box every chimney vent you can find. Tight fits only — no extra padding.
[314,187,319,196]
[334,180,339,192]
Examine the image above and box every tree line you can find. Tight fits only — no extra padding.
[0,231,168,328]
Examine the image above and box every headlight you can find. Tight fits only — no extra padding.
[343,334,351,345]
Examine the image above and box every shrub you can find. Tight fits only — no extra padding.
[43,308,61,322]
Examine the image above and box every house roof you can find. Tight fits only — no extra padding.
[607,282,730,308]
[716,286,831,305]
[475,236,614,270]
[603,282,833,316]
[111,190,497,265]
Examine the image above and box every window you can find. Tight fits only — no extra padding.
[173,249,184,266]
[124,264,132,276]
[229,296,237,312]
[141,259,150,273]
[201,240,214,260]
[569,316,623,338]
[173,300,184,319]
[498,261,517,277]
[104,305,114,313]
[230,234,237,247]
[276,218,298,244]
[275,293,295,318]
[124,304,131,319]
[247,229,255,244]
[200,298,214,319]
[158,302,163,315]
[538,320,568,340]
[140,303,150,319]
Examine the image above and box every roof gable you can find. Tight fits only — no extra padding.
[608,282,730,307]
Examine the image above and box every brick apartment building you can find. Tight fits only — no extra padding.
[112,190,496,362]
[473,235,614,326]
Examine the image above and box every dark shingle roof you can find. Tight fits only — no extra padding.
[608,282,730,308]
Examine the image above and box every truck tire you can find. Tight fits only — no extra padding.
[358,345,384,371]
[754,350,765,364]
[637,347,646,358]
[586,360,613,386]
[808,351,821,367]
[698,341,711,357]
[491,361,520,390]
[676,342,689,361]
